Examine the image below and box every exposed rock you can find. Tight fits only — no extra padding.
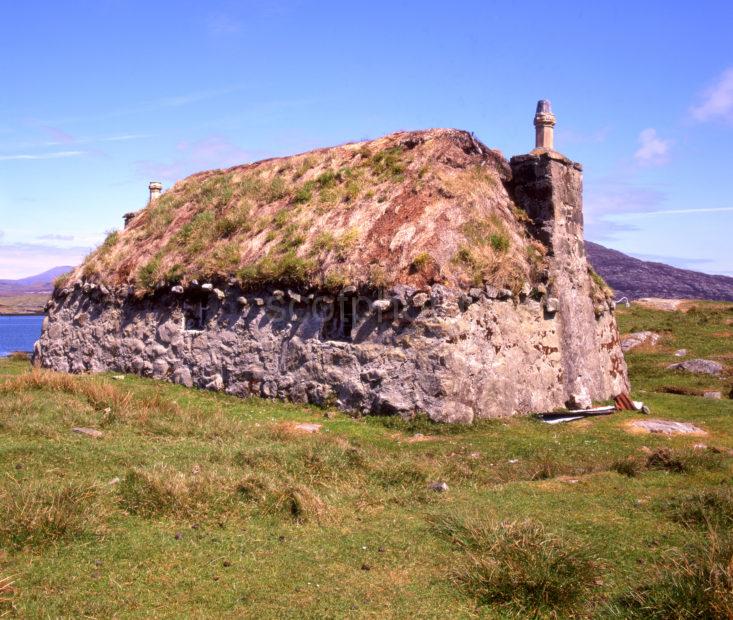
[293,422,322,433]
[674,349,688,357]
[201,283,213,291]
[213,288,225,300]
[411,292,430,308]
[703,391,722,400]
[667,359,723,376]
[621,331,661,352]
[429,481,449,492]
[171,285,184,294]
[237,296,249,307]
[627,419,707,436]
[72,427,104,438]
[634,298,684,312]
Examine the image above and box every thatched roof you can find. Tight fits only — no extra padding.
[76,129,546,293]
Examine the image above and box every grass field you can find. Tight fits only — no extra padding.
[1,303,732,618]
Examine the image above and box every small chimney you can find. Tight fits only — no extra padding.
[123,212,137,228]
[148,181,163,203]
[533,99,556,150]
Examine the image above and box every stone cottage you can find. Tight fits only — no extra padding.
[36,101,629,422]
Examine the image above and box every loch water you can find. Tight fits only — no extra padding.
[0,315,44,356]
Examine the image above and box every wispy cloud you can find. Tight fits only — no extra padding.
[585,219,640,243]
[207,12,242,36]
[37,233,74,241]
[634,128,671,166]
[555,127,610,146]
[614,206,733,218]
[45,87,246,126]
[0,132,151,152]
[0,242,88,279]
[135,135,250,181]
[691,67,733,123]
[0,150,85,161]
[586,180,666,216]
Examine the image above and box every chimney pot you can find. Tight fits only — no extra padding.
[533,99,556,150]
[148,181,163,203]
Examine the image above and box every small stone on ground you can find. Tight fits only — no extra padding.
[703,391,722,399]
[429,481,449,492]
[72,427,104,438]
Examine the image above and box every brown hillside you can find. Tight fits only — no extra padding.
[75,129,548,294]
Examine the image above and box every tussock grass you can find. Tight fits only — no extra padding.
[0,478,101,550]
[646,447,726,474]
[270,483,325,523]
[441,518,598,617]
[665,487,733,530]
[118,465,223,518]
[619,529,733,619]
[0,574,15,615]
[236,472,326,523]
[611,456,644,477]
[0,368,133,413]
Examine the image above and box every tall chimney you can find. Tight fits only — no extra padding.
[148,181,163,203]
[534,100,556,150]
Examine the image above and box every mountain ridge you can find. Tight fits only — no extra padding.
[585,241,733,301]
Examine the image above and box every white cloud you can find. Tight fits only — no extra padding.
[0,150,85,161]
[634,128,671,166]
[691,67,733,123]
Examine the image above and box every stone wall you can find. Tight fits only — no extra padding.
[36,280,626,422]
[35,150,629,422]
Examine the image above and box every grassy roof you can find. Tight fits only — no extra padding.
[76,129,547,293]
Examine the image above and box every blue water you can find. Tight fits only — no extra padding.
[0,315,44,356]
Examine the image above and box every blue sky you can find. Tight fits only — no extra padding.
[1,0,732,278]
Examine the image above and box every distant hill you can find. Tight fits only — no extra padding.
[0,266,73,295]
[0,266,73,315]
[585,241,733,301]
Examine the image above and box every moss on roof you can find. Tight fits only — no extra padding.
[78,129,547,293]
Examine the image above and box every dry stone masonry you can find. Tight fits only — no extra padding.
[36,102,629,422]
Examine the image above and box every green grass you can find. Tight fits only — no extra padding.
[0,302,732,617]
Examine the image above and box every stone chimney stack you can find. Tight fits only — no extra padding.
[533,100,556,150]
[148,181,163,203]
